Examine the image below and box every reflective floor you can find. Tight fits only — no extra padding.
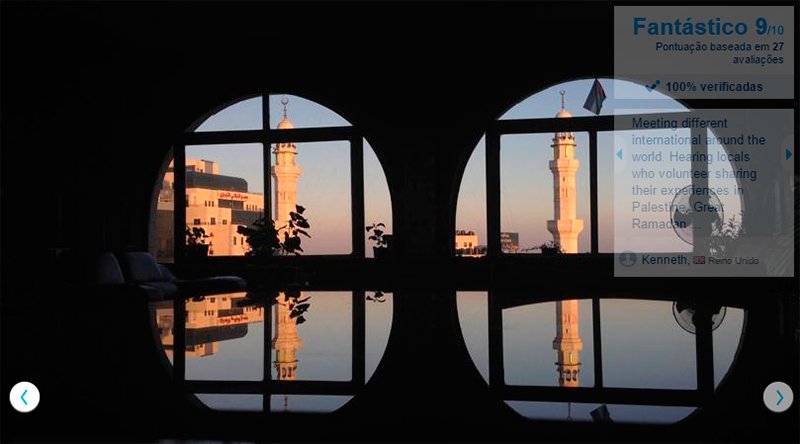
[457,293,744,423]
[150,291,393,413]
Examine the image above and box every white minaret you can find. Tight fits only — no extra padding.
[548,92,584,389]
[272,97,302,228]
[546,91,584,254]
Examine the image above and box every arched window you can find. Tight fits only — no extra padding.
[455,78,743,256]
[150,94,391,262]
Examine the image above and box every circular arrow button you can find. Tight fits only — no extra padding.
[9,381,40,413]
[763,381,793,413]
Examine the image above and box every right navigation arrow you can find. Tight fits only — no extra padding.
[787,149,792,160]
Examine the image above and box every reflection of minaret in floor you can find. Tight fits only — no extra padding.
[548,92,584,391]
[554,299,583,387]
[272,297,303,411]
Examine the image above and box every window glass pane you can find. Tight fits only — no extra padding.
[151,295,266,381]
[153,159,175,263]
[195,394,263,412]
[455,138,487,257]
[501,133,591,253]
[364,139,393,258]
[506,401,694,424]
[365,291,393,379]
[193,96,263,132]
[503,299,594,387]
[713,307,744,387]
[601,299,696,389]
[273,141,351,255]
[269,94,351,129]
[269,395,352,413]
[185,144,264,256]
[270,291,352,381]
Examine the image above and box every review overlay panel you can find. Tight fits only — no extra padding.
[614,6,795,277]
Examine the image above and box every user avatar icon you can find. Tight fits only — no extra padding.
[619,251,637,267]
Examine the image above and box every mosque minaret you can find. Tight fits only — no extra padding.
[272,97,302,229]
[546,91,584,254]
[549,92,583,388]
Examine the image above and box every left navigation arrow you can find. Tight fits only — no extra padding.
[9,381,39,413]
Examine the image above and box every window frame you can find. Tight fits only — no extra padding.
[484,110,706,257]
[173,93,366,262]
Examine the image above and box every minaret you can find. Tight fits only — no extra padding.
[549,92,583,388]
[546,91,584,253]
[272,97,302,228]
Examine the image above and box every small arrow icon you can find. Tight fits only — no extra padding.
[617,149,623,160]
[20,389,28,406]
[787,149,792,160]
[777,389,784,406]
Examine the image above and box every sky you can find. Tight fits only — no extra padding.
[456,78,743,253]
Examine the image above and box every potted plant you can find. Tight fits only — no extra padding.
[538,240,563,256]
[366,222,393,259]
[185,225,210,258]
[237,205,311,257]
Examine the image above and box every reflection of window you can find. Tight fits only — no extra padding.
[162,290,393,413]
[458,292,745,424]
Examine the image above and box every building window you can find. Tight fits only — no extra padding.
[233,236,237,245]
[222,219,227,225]
[210,217,216,225]
[193,218,201,225]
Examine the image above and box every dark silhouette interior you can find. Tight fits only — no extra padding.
[2,2,798,443]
